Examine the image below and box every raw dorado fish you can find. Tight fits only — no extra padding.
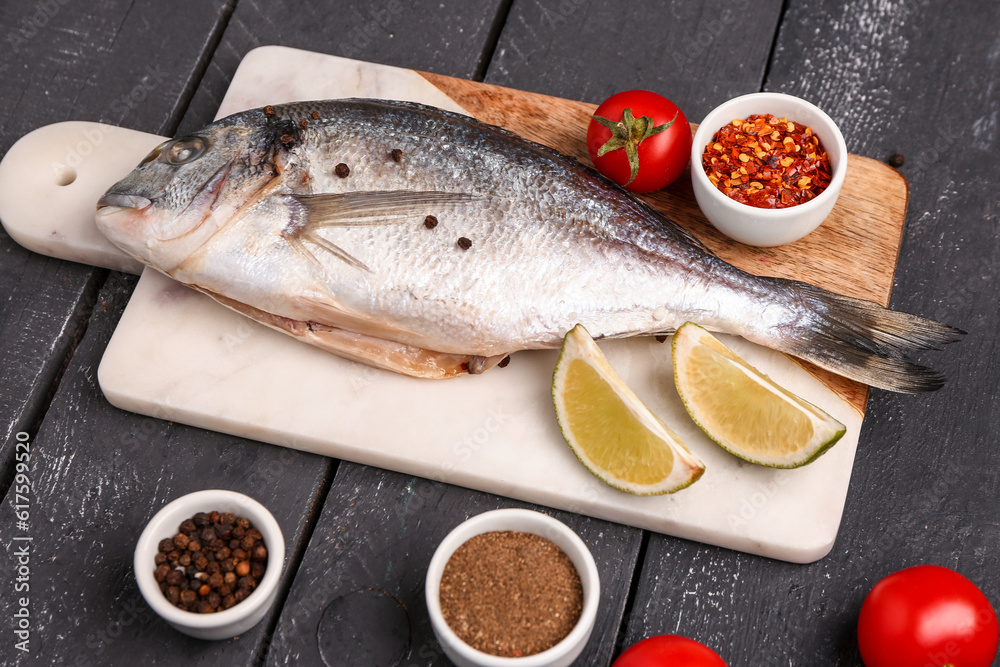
[95,99,961,392]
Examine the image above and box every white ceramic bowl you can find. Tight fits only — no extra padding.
[134,489,285,640]
[690,92,848,247]
[425,508,600,667]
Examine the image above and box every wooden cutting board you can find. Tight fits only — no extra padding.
[0,46,910,562]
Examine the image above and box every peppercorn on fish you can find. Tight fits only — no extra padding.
[95,99,961,392]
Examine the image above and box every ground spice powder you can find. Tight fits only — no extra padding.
[439,530,584,657]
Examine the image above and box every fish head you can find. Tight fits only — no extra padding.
[95,119,281,273]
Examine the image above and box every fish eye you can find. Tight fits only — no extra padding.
[167,137,207,165]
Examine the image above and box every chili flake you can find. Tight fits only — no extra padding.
[702,114,832,209]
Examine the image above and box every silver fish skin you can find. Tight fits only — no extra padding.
[95,99,961,391]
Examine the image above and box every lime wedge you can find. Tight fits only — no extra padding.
[552,324,705,495]
[672,322,846,468]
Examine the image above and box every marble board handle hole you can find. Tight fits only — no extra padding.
[56,167,77,186]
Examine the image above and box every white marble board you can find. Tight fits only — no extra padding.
[0,46,863,563]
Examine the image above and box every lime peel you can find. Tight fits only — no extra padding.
[552,324,705,495]
[672,322,846,468]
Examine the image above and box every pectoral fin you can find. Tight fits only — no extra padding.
[281,190,480,271]
[289,190,480,227]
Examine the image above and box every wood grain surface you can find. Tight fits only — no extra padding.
[0,2,331,665]
[0,272,333,666]
[0,0,994,666]
[0,0,230,502]
[620,1,1000,664]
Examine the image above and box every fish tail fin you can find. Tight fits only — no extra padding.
[761,279,964,394]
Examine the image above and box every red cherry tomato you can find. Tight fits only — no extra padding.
[587,90,691,193]
[858,565,999,667]
[613,634,728,666]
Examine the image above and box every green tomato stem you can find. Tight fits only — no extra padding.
[592,108,678,186]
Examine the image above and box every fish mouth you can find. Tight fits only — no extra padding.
[96,193,153,211]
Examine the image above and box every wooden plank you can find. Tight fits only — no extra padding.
[483,0,783,122]
[0,0,232,490]
[623,0,1000,663]
[0,252,102,472]
[264,463,642,666]
[0,1,335,664]
[0,270,334,665]
[175,0,513,135]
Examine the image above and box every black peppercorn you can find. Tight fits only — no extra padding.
[154,509,269,614]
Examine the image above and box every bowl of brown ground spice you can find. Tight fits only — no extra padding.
[425,508,600,667]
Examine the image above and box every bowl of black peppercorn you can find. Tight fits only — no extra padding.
[134,489,285,640]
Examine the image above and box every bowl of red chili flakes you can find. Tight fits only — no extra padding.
[691,92,847,247]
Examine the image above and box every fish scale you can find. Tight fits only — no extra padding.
[94,99,961,390]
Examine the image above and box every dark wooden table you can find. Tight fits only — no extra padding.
[2,1,997,665]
